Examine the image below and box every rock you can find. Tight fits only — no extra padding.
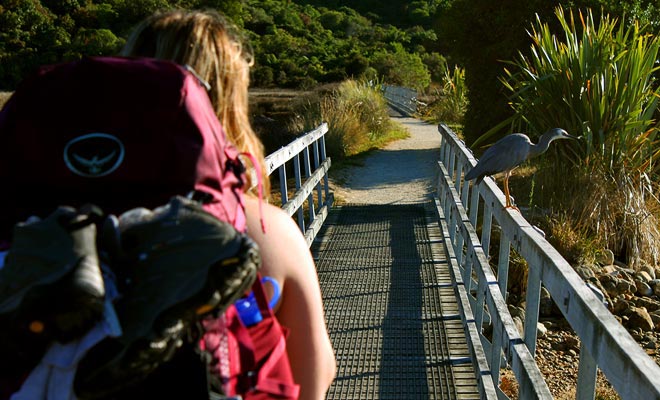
[636,297,660,312]
[626,307,655,332]
[650,310,660,328]
[628,326,645,340]
[576,265,595,280]
[650,311,660,325]
[601,265,617,275]
[636,271,654,283]
[513,316,524,336]
[539,287,554,317]
[616,279,636,296]
[599,274,619,297]
[640,265,656,280]
[645,341,657,350]
[614,262,635,279]
[537,322,548,338]
[564,336,579,349]
[613,298,633,316]
[551,341,564,351]
[596,249,615,266]
[636,280,654,297]
[508,305,525,320]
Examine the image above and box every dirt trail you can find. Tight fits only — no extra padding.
[330,117,441,204]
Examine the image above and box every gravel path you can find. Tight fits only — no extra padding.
[330,117,441,204]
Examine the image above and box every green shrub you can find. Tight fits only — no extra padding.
[371,43,431,91]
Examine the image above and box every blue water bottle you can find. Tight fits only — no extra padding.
[235,276,281,326]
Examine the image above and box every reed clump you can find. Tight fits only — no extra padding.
[290,79,407,160]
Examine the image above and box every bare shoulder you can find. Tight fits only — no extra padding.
[243,196,303,239]
[242,196,312,279]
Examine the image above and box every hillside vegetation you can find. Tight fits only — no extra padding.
[5,0,660,271]
[0,0,440,91]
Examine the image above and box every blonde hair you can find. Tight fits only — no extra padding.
[121,9,269,197]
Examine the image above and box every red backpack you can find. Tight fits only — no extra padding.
[0,56,246,235]
[0,56,298,399]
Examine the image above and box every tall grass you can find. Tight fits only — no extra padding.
[290,79,405,160]
[499,7,660,266]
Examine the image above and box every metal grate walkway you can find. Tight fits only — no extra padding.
[312,203,480,399]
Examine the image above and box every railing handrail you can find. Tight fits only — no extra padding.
[435,163,552,399]
[382,85,417,117]
[265,122,333,247]
[436,123,660,399]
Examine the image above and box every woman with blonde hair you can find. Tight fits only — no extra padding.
[121,9,266,195]
[121,9,336,400]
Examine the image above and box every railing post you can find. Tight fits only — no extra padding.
[293,154,304,231]
[279,165,288,204]
[490,321,503,388]
[576,284,606,400]
[460,176,471,209]
[523,257,542,355]
[303,146,315,223]
[455,163,463,193]
[480,203,493,258]
[464,243,475,295]
[320,135,330,201]
[576,346,598,400]
[447,150,456,180]
[497,235,511,302]
[312,140,322,206]
[469,184,480,227]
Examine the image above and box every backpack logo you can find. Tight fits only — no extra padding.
[64,133,125,177]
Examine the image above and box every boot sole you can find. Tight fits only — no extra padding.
[0,260,105,342]
[74,235,260,399]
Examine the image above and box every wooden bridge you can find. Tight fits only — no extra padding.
[267,120,660,399]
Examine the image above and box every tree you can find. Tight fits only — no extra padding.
[435,0,558,144]
[0,0,62,89]
[371,42,431,91]
[71,28,123,57]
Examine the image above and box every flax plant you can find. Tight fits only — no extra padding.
[430,65,469,125]
[498,7,660,266]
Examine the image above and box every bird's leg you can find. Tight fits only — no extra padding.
[503,173,520,212]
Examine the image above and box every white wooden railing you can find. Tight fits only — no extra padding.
[434,123,660,399]
[265,122,333,247]
[382,85,418,116]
